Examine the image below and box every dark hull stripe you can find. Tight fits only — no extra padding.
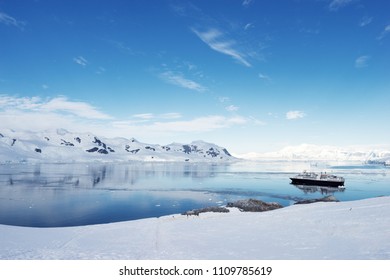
[290,178,344,187]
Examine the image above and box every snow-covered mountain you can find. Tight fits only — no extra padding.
[238,143,390,164]
[0,129,235,163]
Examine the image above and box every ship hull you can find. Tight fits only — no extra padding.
[290,178,344,187]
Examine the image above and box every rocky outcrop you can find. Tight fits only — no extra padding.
[294,195,339,205]
[182,206,230,216]
[226,199,283,212]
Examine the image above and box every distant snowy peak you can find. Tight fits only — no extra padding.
[0,129,235,163]
[238,143,390,163]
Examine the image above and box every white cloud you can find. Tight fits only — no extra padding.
[355,55,370,68]
[0,96,42,111]
[0,12,25,29]
[73,56,88,67]
[377,25,390,40]
[41,97,111,120]
[132,113,155,120]
[192,28,251,67]
[160,112,182,119]
[159,71,206,92]
[244,23,254,30]
[225,105,239,112]
[286,110,306,120]
[242,0,253,7]
[0,95,252,143]
[329,0,354,11]
[249,116,266,126]
[0,95,111,120]
[112,115,248,136]
[153,116,247,133]
[219,96,230,103]
[359,16,373,27]
[132,112,182,120]
[258,72,272,82]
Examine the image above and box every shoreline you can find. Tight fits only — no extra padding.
[1,196,389,260]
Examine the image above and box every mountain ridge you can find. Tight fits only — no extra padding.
[0,129,236,163]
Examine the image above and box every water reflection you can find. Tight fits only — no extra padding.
[0,163,233,227]
[292,184,346,195]
[0,162,389,227]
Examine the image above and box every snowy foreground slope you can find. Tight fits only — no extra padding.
[1,196,389,260]
[0,129,234,163]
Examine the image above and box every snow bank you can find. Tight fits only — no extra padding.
[0,196,389,260]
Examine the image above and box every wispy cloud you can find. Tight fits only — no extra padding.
[258,72,272,83]
[359,16,373,27]
[377,25,390,40]
[0,12,25,29]
[249,116,266,126]
[40,97,111,119]
[225,105,239,112]
[112,115,248,136]
[242,0,254,7]
[219,96,230,103]
[131,113,182,121]
[96,67,106,75]
[145,115,248,133]
[160,112,182,119]
[355,55,370,68]
[132,113,155,120]
[159,71,207,92]
[73,56,88,67]
[244,23,254,30]
[106,39,137,55]
[0,95,111,120]
[286,110,306,120]
[192,28,251,67]
[328,0,354,11]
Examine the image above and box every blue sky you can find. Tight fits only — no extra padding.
[0,0,389,153]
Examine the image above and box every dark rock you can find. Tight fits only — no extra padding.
[74,137,81,143]
[61,139,74,146]
[206,147,219,157]
[86,147,99,153]
[11,139,16,146]
[182,206,230,216]
[98,149,108,154]
[227,199,283,212]
[107,147,115,152]
[130,149,140,154]
[294,195,339,205]
[145,146,156,151]
[44,137,50,141]
[35,148,42,153]
[93,137,106,149]
[222,148,232,156]
[182,145,191,154]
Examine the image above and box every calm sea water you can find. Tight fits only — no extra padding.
[0,161,389,227]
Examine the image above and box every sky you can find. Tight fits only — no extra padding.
[0,0,389,154]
